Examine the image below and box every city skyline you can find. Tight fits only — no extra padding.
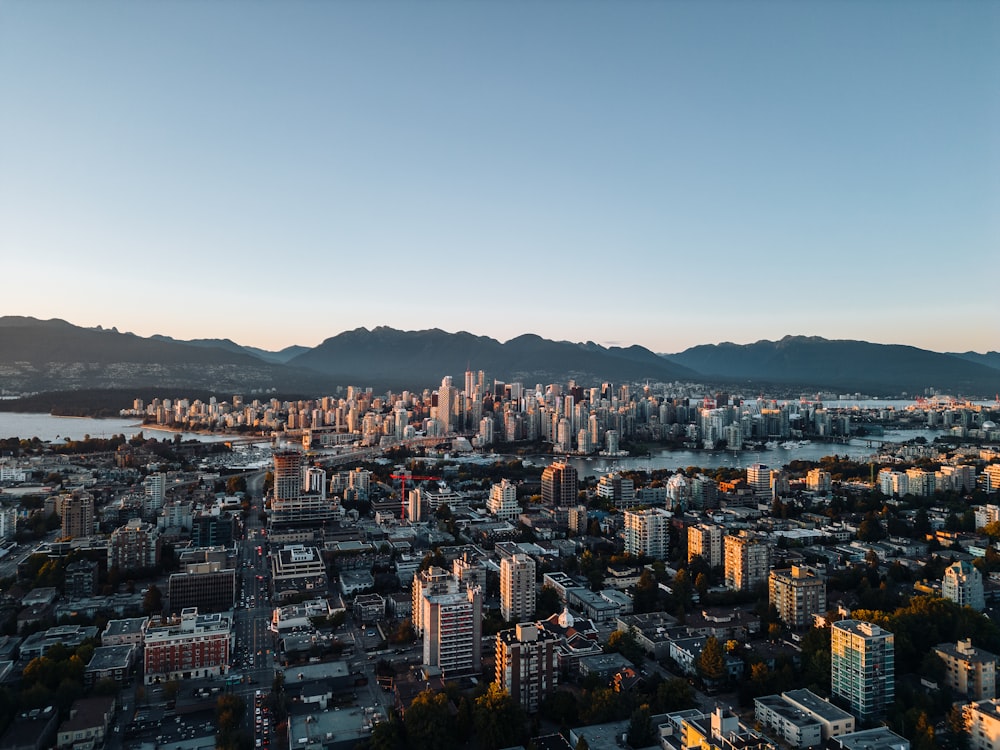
[2,2,997,353]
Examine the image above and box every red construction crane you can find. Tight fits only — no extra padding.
[389,473,441,521]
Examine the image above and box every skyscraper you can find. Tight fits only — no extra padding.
[831,620,895,722]
[438,376,455,434]
[501,553,536,622]
[541,462,578,507]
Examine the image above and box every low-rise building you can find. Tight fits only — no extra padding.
[101,617,148,647]
[754,694,823,748]
[143,608,231,684]
[55,695,116,750]
[84,645,135,687]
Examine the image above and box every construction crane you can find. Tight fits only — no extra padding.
[389,473,441,521]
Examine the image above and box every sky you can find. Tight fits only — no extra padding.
[1,1,998,354]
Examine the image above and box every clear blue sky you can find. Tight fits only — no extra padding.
[2,1,997,354]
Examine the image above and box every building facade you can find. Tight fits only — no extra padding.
[495,623,560,714]
[831,620,895,722]
[769,566,827,629]
[540,462,578,507]
[688,523,724,568]
[501,553,537,623]
[724,532,773,592]
[623,508,670,560]
[942,560,986,611]
[935,639,997,701]
[142,608,231,684]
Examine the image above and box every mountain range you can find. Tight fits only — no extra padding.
[0,317,996,402]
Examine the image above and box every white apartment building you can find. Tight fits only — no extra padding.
[421,586,482,677]
[623,507,670,560]
[488,479,520,522]
[501,553,536,622]
[942,560,986,611]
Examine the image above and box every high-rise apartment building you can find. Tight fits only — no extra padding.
[724,532,772,592]
[61,493,95,539]
[806,469,832,493]
[623,508,670,560]
[747,463,772,498]
[412,566,459,636]
[942,560,986,611]
[501,554,536,622]
[495,623,560,713]
[688,523,724,568]
[831,620,895,722]
[769,565,827,629]
[144,472,166,515]
[0,504,16,540]
[541,462,578,507]
[421,585,482,677]
[596,473,636,509]
[108,519,161,571]
[273,450,303,500]
[488,479,520,522]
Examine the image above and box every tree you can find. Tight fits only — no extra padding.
[473,683,525,750]
[535,585,561,619]
[627,705,655,748]
[633,570,659,614]
[653,678,695,713]
[696,636,726,682]
[606,628,645,667]
[368,715,407,750]
[226,475,247,495]
[142,584,163,615]
[404,690,454,750]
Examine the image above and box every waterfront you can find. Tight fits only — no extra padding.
[517,428,937,478]
[0,413,232,443]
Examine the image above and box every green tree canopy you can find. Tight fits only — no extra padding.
[696,636,726,682]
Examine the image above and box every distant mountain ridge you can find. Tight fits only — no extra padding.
[288,326,698,389]
[663,335,1000,395]
[949,351,1000,372]
[0,317,325,393]
[0,317,996,399]
[151,333,309,364]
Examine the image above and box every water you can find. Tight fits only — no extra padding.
[518,428,937,477]
[0,413,231,443]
